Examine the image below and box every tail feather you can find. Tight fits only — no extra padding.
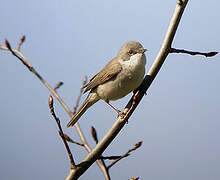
[67,93,99,127]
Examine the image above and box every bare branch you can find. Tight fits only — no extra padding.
[63,134,84,147]
[17,35,25,51]
[73,76,87,114]
[100,156,122,160]
[72,77,111,180]
[4,39,33,68]
[107,142,142,169]
[48,96,76,169]
[170,48,218,57]
[1,39,72,115]
[1,38,110,179]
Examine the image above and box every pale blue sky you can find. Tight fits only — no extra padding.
[0,0,220,179]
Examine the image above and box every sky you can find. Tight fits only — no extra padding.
[0,0,220,180]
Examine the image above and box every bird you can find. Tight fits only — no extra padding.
[67,41,147,127]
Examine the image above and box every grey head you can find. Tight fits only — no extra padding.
[117,41,147,61]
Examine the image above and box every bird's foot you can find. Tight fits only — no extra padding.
[117,111,126,119]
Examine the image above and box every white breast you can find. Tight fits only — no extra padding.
[96,53,146,101]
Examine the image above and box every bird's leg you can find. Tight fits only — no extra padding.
[104,100,126,119]
[104,100,121,114]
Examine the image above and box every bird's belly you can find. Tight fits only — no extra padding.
[96,66,145,101]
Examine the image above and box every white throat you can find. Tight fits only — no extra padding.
[120,53,146,70]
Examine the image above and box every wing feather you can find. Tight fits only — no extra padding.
[84,58,122,93]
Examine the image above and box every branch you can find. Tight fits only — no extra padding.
[3,39,33,68]
[100,156,121,160]
[1,37,110,180]
[73,76,87,114]
[72,77,111,180]
[1,39,71,115]
[170,48,218,57]
[63,134,84,147]
[107,142,142,169]
[48,96,76,168]
[17,35,25,51]
[67,0,190,179]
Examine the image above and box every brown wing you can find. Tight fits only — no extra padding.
[84,58,122,93]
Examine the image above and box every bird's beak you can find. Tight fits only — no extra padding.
[143,48,148,53]
[140,48,147,54]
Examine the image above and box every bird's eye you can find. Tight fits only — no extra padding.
[128,50,134,55]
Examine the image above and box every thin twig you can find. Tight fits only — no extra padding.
[89,125,110,178]
[100,156,121,160]
[1,39,71,113]
[73,76,87,114]
[4,39,33,69]
[63,134,84,147]
[1,38,111,179]
[48,96,76,169]
[72,77,111,180]
[107,142,142,169]
[170,47,218,57]
[17,35,25,51]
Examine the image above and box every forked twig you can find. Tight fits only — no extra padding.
[63,134,84,147]
[4,39,33,69]
[107,142,142,169]
[72,76,110,179]
[1,39,70,114]
[1,38,110,179]
[48,96,76,169]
